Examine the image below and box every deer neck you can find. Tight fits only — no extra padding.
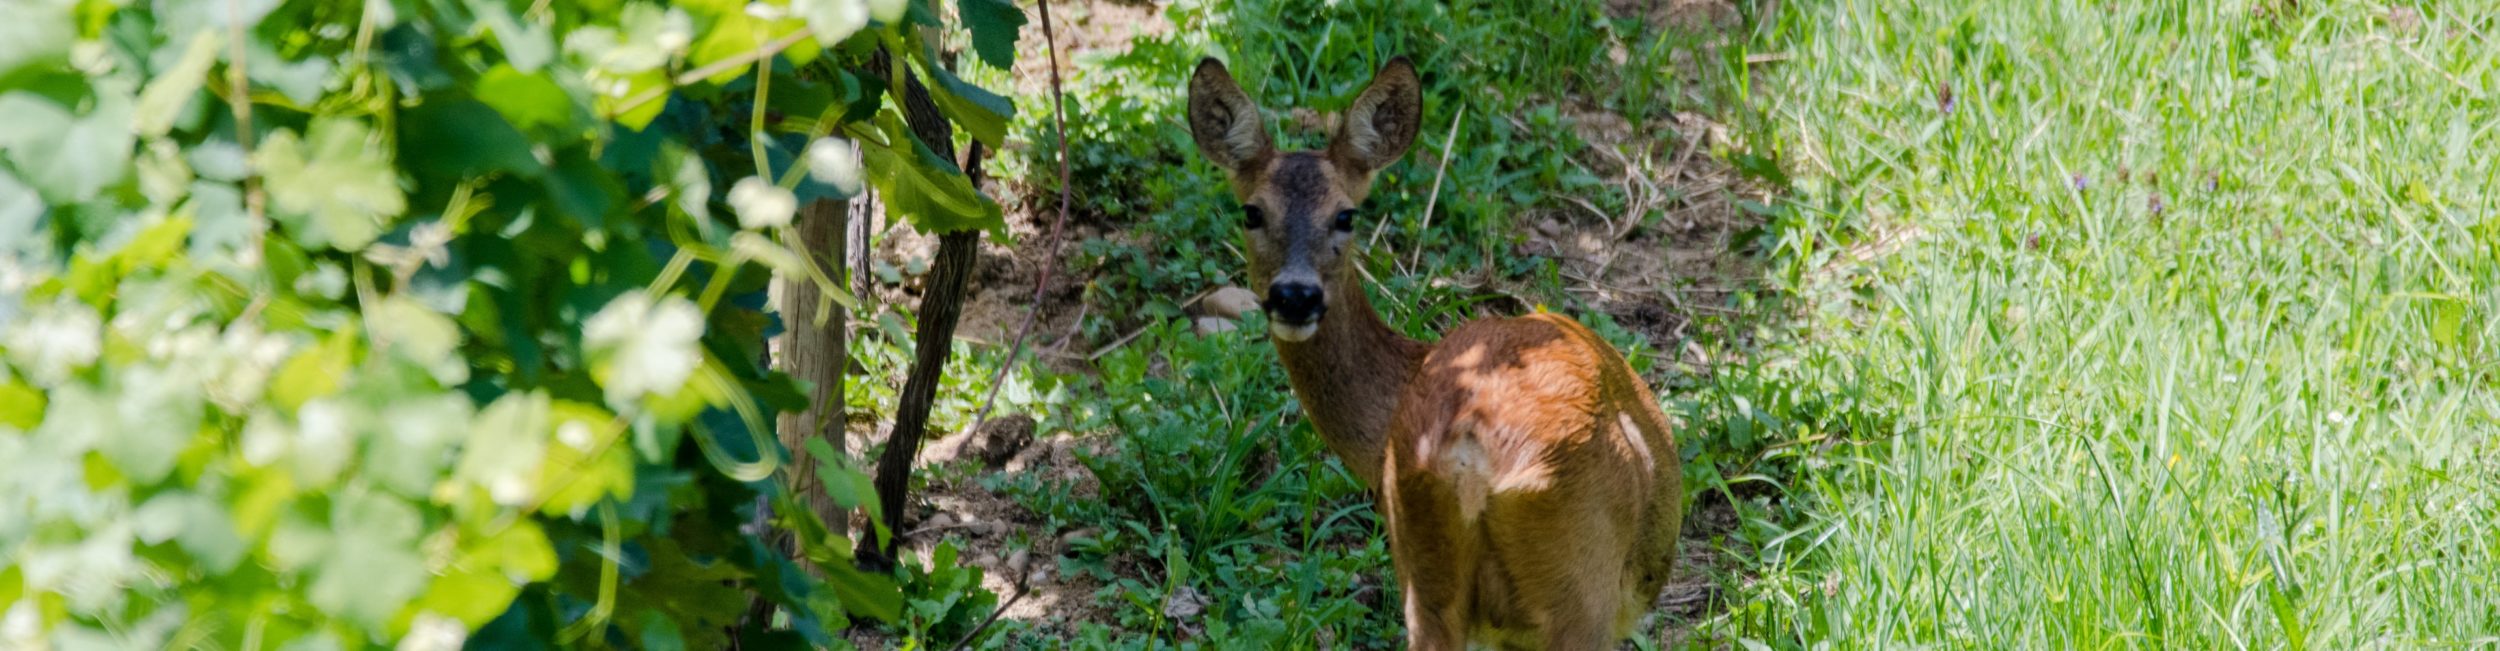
[1272,270,1430,488]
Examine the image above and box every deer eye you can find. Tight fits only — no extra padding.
[1242,205,1266,229]
[1332,210,1355,232]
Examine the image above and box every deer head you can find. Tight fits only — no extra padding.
[1187,57,1423,342]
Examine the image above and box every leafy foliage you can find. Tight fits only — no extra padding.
[0,0,1016,647]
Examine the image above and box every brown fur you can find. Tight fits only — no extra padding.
[1187,57,1684,649]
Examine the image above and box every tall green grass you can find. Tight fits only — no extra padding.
[1739,0,2500,646]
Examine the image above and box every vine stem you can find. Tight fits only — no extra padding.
[967,0,1073,429]
[227,0,264,267]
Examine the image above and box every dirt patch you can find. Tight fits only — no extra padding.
[844,428,1124,648]
[1509,102,1769,372]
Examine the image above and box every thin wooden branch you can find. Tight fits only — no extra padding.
[968,0,1074,430]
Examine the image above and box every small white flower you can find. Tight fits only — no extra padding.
[726,176,797,229]
[654,25,693,52]
[295,400,354,482]
[866,0,906,23]
[6,299,103,384]
[296,262,349,299]
[2,602,40,649]
[583,291,707,406]
[2327,411,2349,425]
[398,613,469,651]
[558,421,595,450]
[805,136,866,196]
[794,0,869,43]
[241,410,291,467]
[489,474,533,506]
[744,2,787,20]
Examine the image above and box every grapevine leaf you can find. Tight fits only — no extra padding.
[0,381,41,430]
[400,98,545,179]
[269,331,354,411]
[0,88,133,203]
[856,117,1004,235]
[473,0,554,72]
[379,24,452,92]
[919,60,1013,149]
[476,65,585,139]
[956,0,1025,70]
[0,0,74,78]
[544,146,624,230]
[311,489,428,626]
[257,118,405,252]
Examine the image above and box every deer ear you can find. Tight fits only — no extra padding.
[1188,58,1272,172]
[1330,57,1422,173]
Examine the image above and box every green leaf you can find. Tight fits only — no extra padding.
[689,13,809,85]
[270,332,353,411]
[257,118,406,252]
[820,563,901,623]
[132,29,221,138]
[399,98,545,179]
[311,490,429,627]
[0,0,75,78]
[456,390,552,507]
[955,0,1025,70]
[0,88,133,203]
[534,402,631,517]
[247,38,338,107]
[856,116,1004,234]
[115,215,191,273]
[918,60,1013,149]
[474,0,554,72]
[133,493,247,572]
[601,69,672,131]
[639,610,688,651]
[476,65,584,139]
[0,381,41,430]
[370,296,466,385]
[543,147,623,230]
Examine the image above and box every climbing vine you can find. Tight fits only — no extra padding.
[0,0,1020,647]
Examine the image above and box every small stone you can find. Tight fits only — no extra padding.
[923,513,955,531]
[971,414,1037,469]
[1162,587,1209,620]
[1004,549,1032,576]
[1202,286,1262,320]
[1025,568,1051,586]
[1194,316,1238,336]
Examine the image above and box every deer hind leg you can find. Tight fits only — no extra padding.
[1485,488,1636,651]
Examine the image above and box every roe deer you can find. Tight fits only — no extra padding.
[1186,57,1685,649]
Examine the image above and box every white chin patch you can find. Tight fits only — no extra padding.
[1269,321,1319,342]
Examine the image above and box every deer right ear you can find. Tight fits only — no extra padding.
[1188,58,1272,173]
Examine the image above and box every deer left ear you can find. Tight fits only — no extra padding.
[1330,57,1423,174]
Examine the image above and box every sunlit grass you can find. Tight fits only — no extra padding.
[1732,0,2500,647]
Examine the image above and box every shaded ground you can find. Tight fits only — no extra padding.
[851,0,1773,646]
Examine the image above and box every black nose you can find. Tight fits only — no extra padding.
[1264,282,1326,325]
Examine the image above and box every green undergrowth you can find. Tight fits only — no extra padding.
[867,0,1876,647]
[1707,0,2500,647]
